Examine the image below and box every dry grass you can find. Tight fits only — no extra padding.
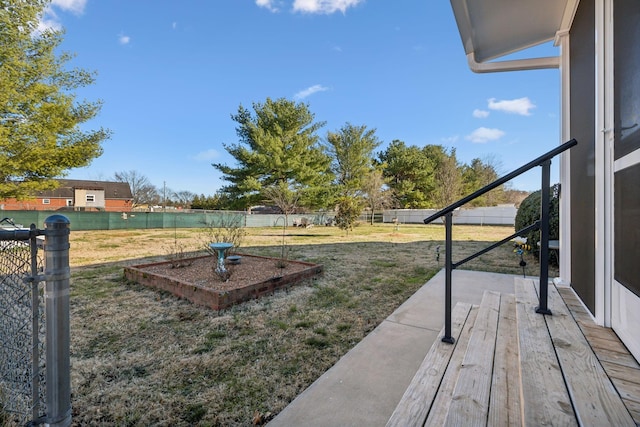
[67,223,555,426]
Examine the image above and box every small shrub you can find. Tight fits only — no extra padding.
[514,184,559,263]
[335,196,363,234]
[201,214,246,255]
[165,241,193,268]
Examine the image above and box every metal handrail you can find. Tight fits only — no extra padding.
[424,138,577,343]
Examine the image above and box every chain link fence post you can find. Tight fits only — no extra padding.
[44,215,71,427]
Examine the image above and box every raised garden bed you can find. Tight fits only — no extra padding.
[124,254,323,310]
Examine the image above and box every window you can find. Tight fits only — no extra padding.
[42,199,50,205]
[86,194,95,203]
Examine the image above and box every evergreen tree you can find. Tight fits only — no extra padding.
[326,123,381,197]
[377,140,438,208]
[213,97,333,210]
[0,0,109,199]
[461,157,504,206]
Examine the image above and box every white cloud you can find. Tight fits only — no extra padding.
[255,0,363,14]
[293,0,364,14]
[256,0,280,12]
[172,22,177,30]
[118,34,131,45]
[37,15,62,33]
[194,149,220,162]
[473,109,489,118]
[38,0,86,33]
[51,0,87,14]
[466,127,505,144]
[441,135,459,144]
[294,84,329,99]
[488,97,535,116]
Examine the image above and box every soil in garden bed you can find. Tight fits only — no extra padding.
[142,254,315,291]
[124,254,323,310]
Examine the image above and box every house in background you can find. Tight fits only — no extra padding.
[0,179,133,212]
[450,0,640,360]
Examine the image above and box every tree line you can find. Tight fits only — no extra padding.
[206,97,516,227]
[118,98,520,219]
[1,1,523,224]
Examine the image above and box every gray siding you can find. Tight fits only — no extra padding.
[569,0,596,314]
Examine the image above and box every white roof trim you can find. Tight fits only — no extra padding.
[450,0,579,73]
[467,53,560,74]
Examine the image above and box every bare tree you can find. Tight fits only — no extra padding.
[361,169,394,225]
[434,152,462,208]
[173,190,196,208]
[263,182,300,227]
[114,170,159,208]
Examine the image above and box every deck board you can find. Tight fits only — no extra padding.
[386,302,473,427]
[387,278,640,427]
[515,279,577,426]
[424,306,479,426]
[557,285,640,426]
[621,398,640,423]
[545,284,636,426]
[487,293,521,427]
[444,291,500,427]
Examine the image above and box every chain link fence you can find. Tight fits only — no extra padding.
[0,216,71,427]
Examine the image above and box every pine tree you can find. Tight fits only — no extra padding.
[0,0,109,199]
[213,98,332,210]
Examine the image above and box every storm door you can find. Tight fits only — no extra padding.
[611,0,640,361]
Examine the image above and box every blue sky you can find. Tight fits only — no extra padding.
[45,0,561,196]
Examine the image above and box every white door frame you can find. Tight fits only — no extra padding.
[599,0,640,361]
[594,0,614,328]
[557,29,572,287]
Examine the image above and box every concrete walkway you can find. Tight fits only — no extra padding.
[268,269,519,427]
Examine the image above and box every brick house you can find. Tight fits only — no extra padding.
[0,179,133,212]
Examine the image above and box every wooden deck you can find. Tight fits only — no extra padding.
[387,278,640,426]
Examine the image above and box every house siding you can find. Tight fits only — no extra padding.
[569,0,596,314]
[0,179,133,212]
[0,197,132,212]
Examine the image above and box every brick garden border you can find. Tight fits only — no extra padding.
[124,254,323,310]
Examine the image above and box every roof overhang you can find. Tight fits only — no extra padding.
[450,0,579,73]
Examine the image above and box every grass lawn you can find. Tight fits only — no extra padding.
[66,223,555,426]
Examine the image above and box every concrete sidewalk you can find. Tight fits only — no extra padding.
[268,269,518,427]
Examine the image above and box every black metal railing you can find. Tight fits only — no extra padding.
[424,138,577,343]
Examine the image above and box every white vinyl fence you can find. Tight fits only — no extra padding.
[382,205,517,226]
